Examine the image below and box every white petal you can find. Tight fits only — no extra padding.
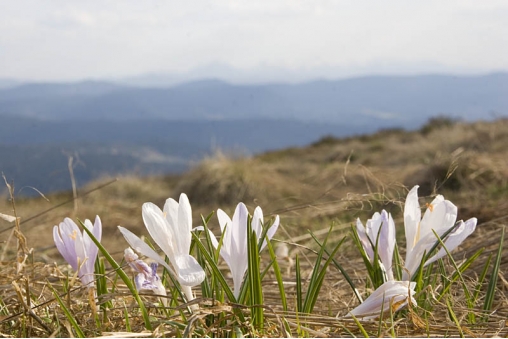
[176,193,193,256]
[366,212,382,245]
[231,203,249,257]
[142,202,176,260]
[419,198,457,240]
[118,226,176,277]
[261,215,280,250]
[217,209,231,233]
[251,206,264,239]
[173,254,205,286]
[217,209,232,253]
[424,218,477,266]
[349,281,416,319]
[163,197,179,229]
[206,229,220,250]
[404,185,421,252]
[228,203,250,298]
[403,230,443,280]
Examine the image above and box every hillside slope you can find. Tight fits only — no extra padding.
[1,118,507,260]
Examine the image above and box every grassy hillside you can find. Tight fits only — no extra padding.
[2,117,507,255]
[1,117,507,336]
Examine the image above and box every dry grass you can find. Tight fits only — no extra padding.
[1,118,508,337]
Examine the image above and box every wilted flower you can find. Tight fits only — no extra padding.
[118,193,205,304]
[356,210,396,281]
[124,248,166,297]
[53,216,102,288]
[209,202,279,298]
[403,185,477,280]
[349,280,416,320]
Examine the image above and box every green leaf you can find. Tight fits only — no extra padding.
[266,239,287,311]
[484,226,505,313]
[47,282,85,338]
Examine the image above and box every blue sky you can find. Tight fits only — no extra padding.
[1,1,507,83]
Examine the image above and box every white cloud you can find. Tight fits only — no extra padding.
[0,1,507,81]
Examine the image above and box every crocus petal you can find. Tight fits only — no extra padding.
[82,216,101,281]
[251,206,264,239]
[349,281,416,319]
[371,211,396,281]
[419,197,457,240]
[173,254,206,286]
[176,193,193,256]
[163,197,179,231]
[402,230,439,280]
[142,202,176,260]
[404,185,421,252]
[53,225,78,270]
[231,203,249,258]
[118,226,176,277]
[424,218,477,266]
[366,212,382,246]
[356,218,374,261]
[206,229,220,251]
[261,215,280,251]
[230,203,250,297]
[134,274,146,291]
[217,209,233,255]
[57,218,82,270]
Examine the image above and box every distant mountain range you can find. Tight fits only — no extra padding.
[0,73,506,194]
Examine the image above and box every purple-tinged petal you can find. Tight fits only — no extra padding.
[356,218,374,262]
[124,248,152,276]
[53,225,78,270]
[134,274,146,291]
[378,211,395,281]
[58,218,81,270]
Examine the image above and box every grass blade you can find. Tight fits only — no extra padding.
[47,282,85,338]
[313,232,363,303]
[247,219,264,329]
[295,254,302,313]
[483,225,505,313]
[266,238,287,311]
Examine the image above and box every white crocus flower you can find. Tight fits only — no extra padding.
[209,202,279,299]
[349,280,416,320]
[356,210,396,281]
[403,185,477,280]
[118,193,205,304]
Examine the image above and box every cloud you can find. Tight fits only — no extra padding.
[0,1,507,81]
